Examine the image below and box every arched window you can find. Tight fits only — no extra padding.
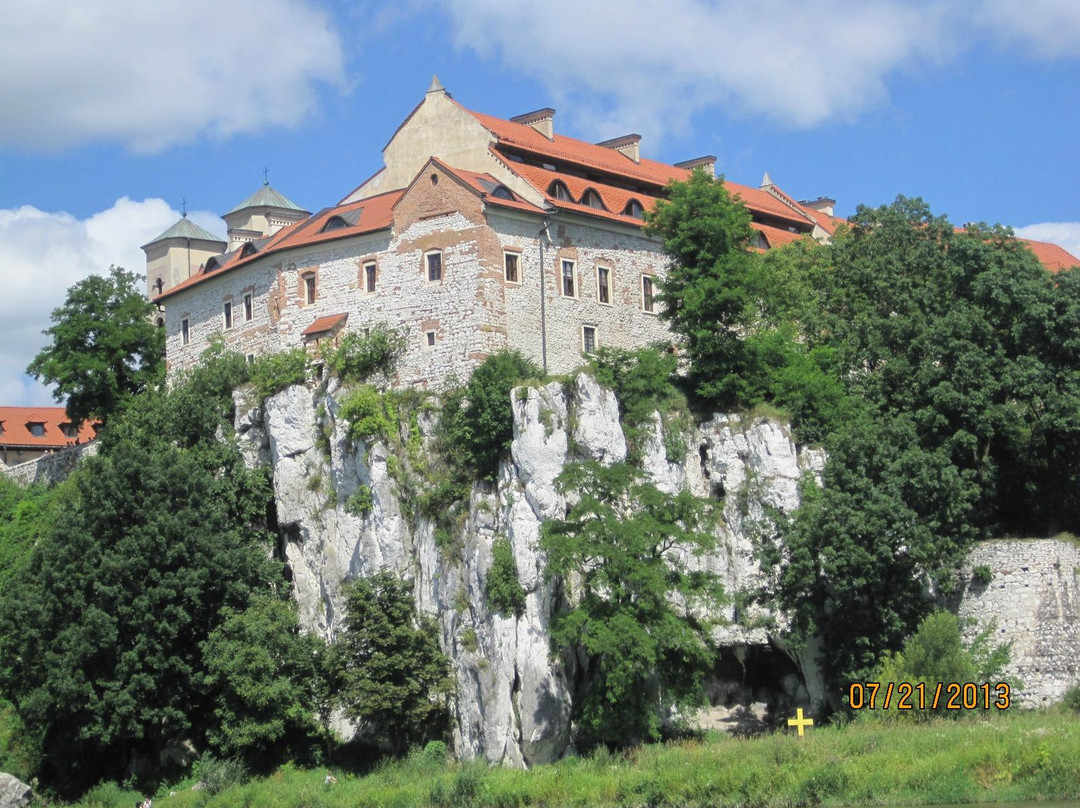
[491,185,514,200]
[623,199,645,219]
[548,181,572,202]
[321,216,349,233]
[239,242,258,259]
[581,189,605,210]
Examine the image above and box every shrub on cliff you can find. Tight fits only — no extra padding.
[323,324,406,384]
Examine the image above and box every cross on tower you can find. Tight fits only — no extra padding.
[181,198,187,217]
[263,166,270,186]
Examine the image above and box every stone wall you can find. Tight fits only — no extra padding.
[952,538,1080,705]
[1,441,98,486]
[165,167,673,386]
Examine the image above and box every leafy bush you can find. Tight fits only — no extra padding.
[193,756,250,795]
[332,572,452,754]
[865,610,1012,720]
[345,485,374,516]
[486,537,526,617]
[587,345,689,463]
[323,324,406,383]
[1061,683,1080,712]
[79,780,145,808]
[0,698,36,783]
[249,348,308,402]
[440,351,543,481]
[339,385,397,443]
[972,564,993,585]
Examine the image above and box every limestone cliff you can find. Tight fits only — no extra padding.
[235,373,825,764]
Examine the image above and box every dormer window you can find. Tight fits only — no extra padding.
[322,216,348,232]
[624,199,645,219]
[60,423,78,438]
[491,185,514,200]
[549,181,572,202]
[581,189,605,210]
[28,422,45,437]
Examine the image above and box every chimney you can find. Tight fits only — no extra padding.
[510,108,556,140]
[799,196,836,217]
[675,155,717,177]
[597,134,641,164]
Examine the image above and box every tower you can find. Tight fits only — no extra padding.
[222,181,309,251]
[141,214,227,303]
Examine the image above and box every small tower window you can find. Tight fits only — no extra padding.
[243,293,253,321]
[181,318,190,346]
[596,266,611,304]
[641,275,656,313]
[426,250,443,282]
[561,259,576,298]
[582,326,597,354]
[365,262,377,292]
[304,274,316,304]
[223,301,233,330]
[425,330,437,347]
[504,252,520,284]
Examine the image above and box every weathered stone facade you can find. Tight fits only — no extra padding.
[952,538,1080,705]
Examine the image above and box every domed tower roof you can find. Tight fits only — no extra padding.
[142,215,225,248]
[226,183,307,215]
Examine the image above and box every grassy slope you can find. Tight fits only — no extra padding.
[75,710,1080,808]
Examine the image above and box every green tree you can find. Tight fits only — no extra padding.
[486,537,526,617]
[541,461,724,748]
[0,354,278,796]
[645,169,759,405]
[333,571,452,755]
[203,596,323,766]
[27,265,164,426]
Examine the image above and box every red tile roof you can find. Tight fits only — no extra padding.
[301,312,349,336]
[1019,238,1080,273]
[157,190,403,302]
[0,407,98,449]
[756,223,811,249]
[427,158,546,216]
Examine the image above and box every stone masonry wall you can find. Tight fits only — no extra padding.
[952,538,1080,705]
[165,169,673,385]
[1,441,99,486]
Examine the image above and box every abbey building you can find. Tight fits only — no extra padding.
[145,78,1078,386]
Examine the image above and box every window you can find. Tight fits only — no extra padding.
[504,252,520,284]
[582,189,605,209]
[426,251,443,282]
[641,275,656,313]
[596,266,611,304]
[29,423,45,437]
[561,259,576,298]
[304,274,316,304]
[582,326,597,354]
[243,293,253,322]
[223,301,233,330]
[549,181,572,201]
[365,262,377,292]
[624,199,645,219]
[61,423,78,438]
[425,330,437,347]
[246,354,256,365]
[181,318,190,346]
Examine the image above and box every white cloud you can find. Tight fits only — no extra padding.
[0,198,220,407]
[0,0,345,152]
[978,0,1080,58]
[1014,222,1080,263]
[436,0,956,139]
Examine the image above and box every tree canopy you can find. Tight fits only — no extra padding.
[27,265,164,426]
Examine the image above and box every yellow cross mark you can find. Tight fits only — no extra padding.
[787,707,814,737]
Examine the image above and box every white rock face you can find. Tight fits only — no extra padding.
[0,773,32,808]
[244,374,824,764]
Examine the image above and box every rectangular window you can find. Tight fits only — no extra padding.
[365,262,377,292]
[641,275,655,313]
[246,354,255,365]
[243,293,253,321]
[425,330,437,347]
[29,423,45,437]
[597,266,611,304]
[304,274,316,304]
[582,326,597,353]
[223,301,233,330]
[427,251,442,282]
[504,252,520,284]
[562,259,576,298]
[181,318,190,345]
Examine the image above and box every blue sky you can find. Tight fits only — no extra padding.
[2,0,1079,407]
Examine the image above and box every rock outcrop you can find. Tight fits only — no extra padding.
[238,373,824,764]
[0,773,32,808]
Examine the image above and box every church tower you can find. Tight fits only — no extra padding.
[222,181,309,251]
[141,214,227,303]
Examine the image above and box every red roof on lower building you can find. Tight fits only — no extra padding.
[0,406,98,449]
[301,312,349,336]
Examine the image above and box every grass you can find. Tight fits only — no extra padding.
[68,708,1080,808]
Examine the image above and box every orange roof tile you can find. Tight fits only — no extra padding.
[301,312,349,336]
[427,158,546,216]
[0,406,98,450]
[755,223,811,248]
[1019,238,1080,273]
